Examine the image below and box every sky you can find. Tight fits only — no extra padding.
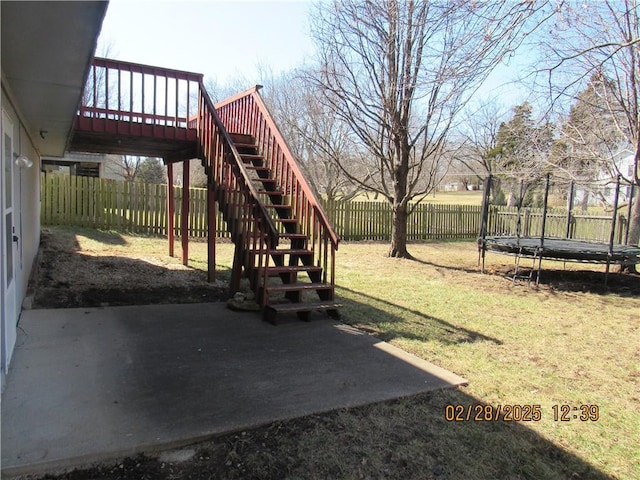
[98,0,316,86]
[98,0,528,107]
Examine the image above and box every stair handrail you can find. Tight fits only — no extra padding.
[197,82,280,247]
[216,86,340,249]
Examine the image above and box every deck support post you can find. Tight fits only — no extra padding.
[230,239,243,295]
[167,162,175,257]
[181,159,190,266]
[207,181,216,282]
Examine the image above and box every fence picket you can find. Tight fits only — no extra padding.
[40,174,630,243]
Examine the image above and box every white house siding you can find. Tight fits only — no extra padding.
[1,84,41,389]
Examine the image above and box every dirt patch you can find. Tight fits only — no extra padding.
[31,228,228,309]
[489,264,640,295]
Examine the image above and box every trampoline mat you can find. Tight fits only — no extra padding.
[482,236,640,264]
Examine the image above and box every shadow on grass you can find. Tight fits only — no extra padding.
[492,265,640,296]
[337,285,502,346]
[410,254,481,274]
[73,228,129,246]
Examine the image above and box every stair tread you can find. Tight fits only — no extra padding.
[267,282,333,292]
[269,249,313,255]
[234,142,256,149]
[268,265,322,273]
[257,190,284,195]
[265,301,342,313]
[279,233,307,239]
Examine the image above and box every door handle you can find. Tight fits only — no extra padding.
[12,235,18,243]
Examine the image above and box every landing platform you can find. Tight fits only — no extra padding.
[70,116,198,160]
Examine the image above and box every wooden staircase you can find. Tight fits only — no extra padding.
[196,87,341,324]
[218,133,341,323]
[72,59,339,323]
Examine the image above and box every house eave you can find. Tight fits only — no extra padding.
[1,1,109,157]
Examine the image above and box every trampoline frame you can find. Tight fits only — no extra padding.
[478,174,640,285]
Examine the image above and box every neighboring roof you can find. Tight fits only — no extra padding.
[1,1,108,156]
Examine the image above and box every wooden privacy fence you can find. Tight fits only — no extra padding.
[488,206,630,245]
[41,174,629,243]
[40,173,226,238]
[323,200,482,241]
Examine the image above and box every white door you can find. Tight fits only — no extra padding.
[1,111,18,374]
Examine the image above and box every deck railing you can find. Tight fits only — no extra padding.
[215,87,339,292]
[78,57,202,139]
[78,58,281,300]
[195,83,280,299]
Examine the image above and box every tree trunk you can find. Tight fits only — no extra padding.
[388,201,412,258]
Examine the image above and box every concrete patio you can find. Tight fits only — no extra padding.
[1,302,467,478]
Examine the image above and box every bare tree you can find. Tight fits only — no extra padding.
[539,0,640,248]
[307,0,544,258]
[455,98,509,180]
[121,155,143,182]
[264,71,368,201]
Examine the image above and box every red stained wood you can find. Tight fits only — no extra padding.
[181,160,190,266]
[167,163,175,257]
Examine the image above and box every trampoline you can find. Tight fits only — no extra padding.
[478,174,640,285]
[482,236,640,264]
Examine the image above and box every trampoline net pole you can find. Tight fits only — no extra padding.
[565,181,575,239]
[606,176,622,288]
[609,176,621,256]
[539,173,551,250]
[624,183,635,245]
[478,175,492,271]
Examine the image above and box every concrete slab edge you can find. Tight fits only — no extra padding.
[1,384,467,479]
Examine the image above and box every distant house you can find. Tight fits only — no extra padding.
[1,1,108,389]
[42,152,126,180]
[573,147,636,208]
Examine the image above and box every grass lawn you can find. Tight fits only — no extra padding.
[39,227,639,479]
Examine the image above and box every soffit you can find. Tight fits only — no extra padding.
[1,1,108,156]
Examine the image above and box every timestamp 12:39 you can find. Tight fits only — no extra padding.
[552,404,599,422]
[444,404,600,422]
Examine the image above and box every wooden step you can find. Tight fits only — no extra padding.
[229,133,254,144]
[257,232,307,241]
[279,233,308,240]
[245,165,270,173]
[266,301,342,313]
[249,248,313,258]
[274,218,298,224]
[256,178,278,185]
[269,249,313,256]
[266,282,333,293]
[257,189,284,196]
[265,204,291,210]
[263,301,342,324]
[241,154,264,164]
[234,142,257,151]
[267,266,322,274]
